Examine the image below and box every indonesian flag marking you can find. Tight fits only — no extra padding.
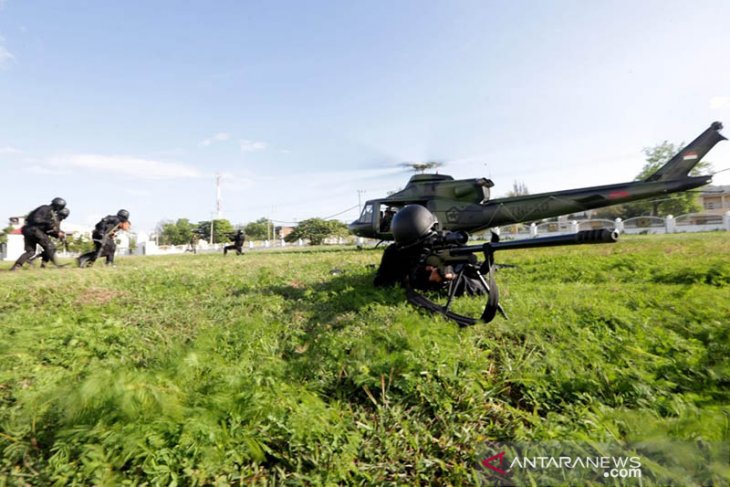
[683,152,698,161]
[609,190,631,200]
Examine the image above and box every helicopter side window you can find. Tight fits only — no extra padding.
[358,204,374,224]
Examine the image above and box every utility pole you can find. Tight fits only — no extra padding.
[357,189,366,212]
[216,173,222,219]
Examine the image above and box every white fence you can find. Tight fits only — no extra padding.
[497,211,730,240]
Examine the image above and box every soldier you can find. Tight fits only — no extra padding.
[27,207,71,268]
[374,205,436,287]
[374,204,486,295]
[77,209,131,268]
[9,197,68,271]
[379,207,397,233]
[185,231,199,254]
[224,229,245,256]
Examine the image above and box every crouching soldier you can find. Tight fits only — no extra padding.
[224,229,245,256]
[77,209,131,268]
[10,197,69,271]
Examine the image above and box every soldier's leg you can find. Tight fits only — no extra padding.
[78,241,102,267]
[36,234,64,268]
[10,229,42,270]
[104,241,116,265]
[27,247,42,266]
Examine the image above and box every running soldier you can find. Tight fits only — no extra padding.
[223,229,245,256]
[77,209,131,267]
[9,197,69,271]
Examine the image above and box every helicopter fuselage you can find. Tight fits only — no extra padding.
[349,122,725,240]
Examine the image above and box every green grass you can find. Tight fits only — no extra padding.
[1,233,728,485]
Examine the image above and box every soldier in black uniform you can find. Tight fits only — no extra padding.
[9,197,68,271]
[77,209,131,268]
[27,207,71,268]
[374,205,486,295]
[374,205,437,288]
[224,229,245,256]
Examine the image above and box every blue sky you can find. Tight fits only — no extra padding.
[2,0,730,233]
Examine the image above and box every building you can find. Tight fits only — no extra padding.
[276,226,295,239]
[699,185,730,215]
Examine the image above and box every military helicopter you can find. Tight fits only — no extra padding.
[349,122,725,239]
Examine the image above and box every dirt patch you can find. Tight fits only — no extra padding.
[74,288,126,306]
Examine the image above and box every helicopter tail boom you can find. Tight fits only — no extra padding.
[645,121,726,182]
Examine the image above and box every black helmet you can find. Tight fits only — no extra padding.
[391,205,438,247]
[51,197,66,210]
[117,209,130,222]
[57,208,70,220]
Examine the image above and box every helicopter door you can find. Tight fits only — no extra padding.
[378,204,400,234]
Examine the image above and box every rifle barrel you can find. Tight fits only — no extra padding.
[448,229,618,256]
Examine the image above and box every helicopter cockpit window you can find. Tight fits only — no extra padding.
[358,204,374,224]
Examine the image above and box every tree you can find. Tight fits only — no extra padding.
[157,218,196,245]
[244,218,272,241]
[0,226,12,245]
[197,219,235,244]
[617,141,710,218]
[284,218,351,246]
[65,233,94,253]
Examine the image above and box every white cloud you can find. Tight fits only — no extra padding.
[125,188,152,196]
[48,154,203,180]
[710,96,730,110]
[0,45,14,68]
[26,165,68,175]
[199,132,231,147]
[0,145,22,155]
[218,171,255,191]
[0,35,14,68]
[239,139,267,152]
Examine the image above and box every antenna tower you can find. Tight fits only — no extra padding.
[216,173,222,218]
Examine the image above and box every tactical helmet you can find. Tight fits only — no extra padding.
[51,197,66,210]
[391,205,438,247]
[57,208,70,220]
[117,209,130,222]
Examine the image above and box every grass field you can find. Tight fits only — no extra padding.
[1,233,728,485]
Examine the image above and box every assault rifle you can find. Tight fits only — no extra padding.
[406,229,619,326]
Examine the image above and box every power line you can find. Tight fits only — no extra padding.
[322,204,360,220]
[269,204,360,225]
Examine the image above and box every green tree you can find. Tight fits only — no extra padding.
[65,233,94,253]
[157,218,196,245]
[197,219,235,244]
[284,218,350,246]
[0,226,12,245]
[618,142,710,218]
[244,218,272,240]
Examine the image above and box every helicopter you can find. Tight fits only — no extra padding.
[349,122,726,239]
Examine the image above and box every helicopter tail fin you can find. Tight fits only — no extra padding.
[645,121,726,182]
